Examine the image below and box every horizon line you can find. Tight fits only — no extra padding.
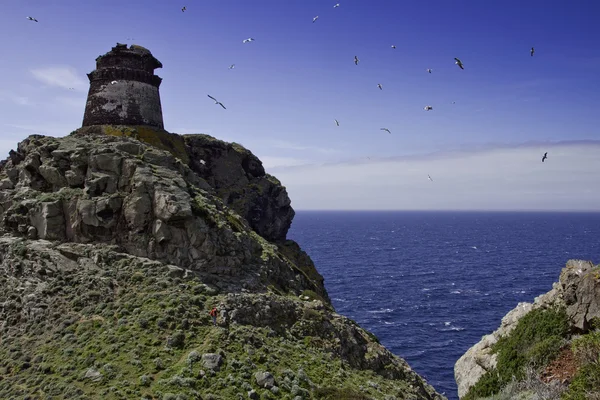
[293,209,600,213]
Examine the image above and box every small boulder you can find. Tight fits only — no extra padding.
[202,353,223,371]
[255,370,276,389]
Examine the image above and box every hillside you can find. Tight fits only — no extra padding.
[0,127,446,400]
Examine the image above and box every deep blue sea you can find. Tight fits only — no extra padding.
[287,211,600,400]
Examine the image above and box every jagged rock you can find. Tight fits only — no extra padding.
[560,259,600,331]
[184,134,294,242]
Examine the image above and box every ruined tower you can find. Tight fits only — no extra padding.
[82,43,164,129]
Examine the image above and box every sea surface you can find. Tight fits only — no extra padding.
[287,211,600,400]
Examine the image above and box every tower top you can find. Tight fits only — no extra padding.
[93,43,163,76]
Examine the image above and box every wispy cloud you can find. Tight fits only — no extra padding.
[270,140,341,155]
[271,141,600,211]
[0,90,34,106]
[3,123,77,137]
[30,66,88,92]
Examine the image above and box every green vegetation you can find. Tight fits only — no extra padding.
[76,125,190,164]
[0,243,421,400]
[463,306,570,400]
[562,330,600,400]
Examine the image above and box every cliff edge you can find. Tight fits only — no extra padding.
[0,129,445,400]
[455,259,600,400]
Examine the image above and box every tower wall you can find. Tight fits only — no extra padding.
[82,44,164,129]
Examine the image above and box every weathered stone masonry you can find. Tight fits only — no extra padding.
[82,43,165,128]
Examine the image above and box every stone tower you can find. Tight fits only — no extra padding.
[82,43,164,129]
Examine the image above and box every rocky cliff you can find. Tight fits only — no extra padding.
[455,259,600,400]
[0,128,445,400]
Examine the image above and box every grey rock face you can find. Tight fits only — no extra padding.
[0,133,321,296]
[560,259,600,331]
[184,134,294,242]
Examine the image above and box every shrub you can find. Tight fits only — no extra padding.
[464,306,569,399]
[572,330,600,365]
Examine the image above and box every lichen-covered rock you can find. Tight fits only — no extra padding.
[559,259,600,332]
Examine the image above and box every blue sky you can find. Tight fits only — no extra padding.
[1,0,599,210]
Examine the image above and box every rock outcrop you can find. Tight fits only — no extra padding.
[454,259,600,399]
[0,130,445,400]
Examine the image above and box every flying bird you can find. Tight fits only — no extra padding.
[229,64,235,69]
[542,152,547,162]
[530,47,535,57]
[354,56,359,65]
[380,128,391,134]
[391,45,396,49]
[334,3,340,7]
[110,81,118,85]
[27,16,38,22]
[424,106,433,111]
[313,16,319,23]
[428,175,433,181]
[181,6,186,12]
[427,68,432,73]
[334,119,340,126]
[68,87,74,90]
[377,83,383,90]
[454,57,464,70]
[243,38,255,43]
[207,94,226,109]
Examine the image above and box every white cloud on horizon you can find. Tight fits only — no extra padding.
[30,66,88,92]
[269,139,341,155]
[258,156,316,169]
[268,142,600,211]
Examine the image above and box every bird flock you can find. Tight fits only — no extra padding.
[25,4,549,172]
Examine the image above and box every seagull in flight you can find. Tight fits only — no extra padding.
[354,56,360,65]
[454,57,464,70]
[68,87,74,90]
[541,152,547,162]
[428,174,433,181]
[377,83,383,90]
[391,45,396,49]
[207,94,226,109]
[243,38,255,43]
[334,119,340,126]
[530,47,535,57]
[313,16,319,23]
[110,80,118,85]
[380,128,391,134]
[424,105,433,111]
[334,3,340,7]
[229,64,235,69]
[426,68,432,73]
[181,6,186,12]
[27,16,38,22]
